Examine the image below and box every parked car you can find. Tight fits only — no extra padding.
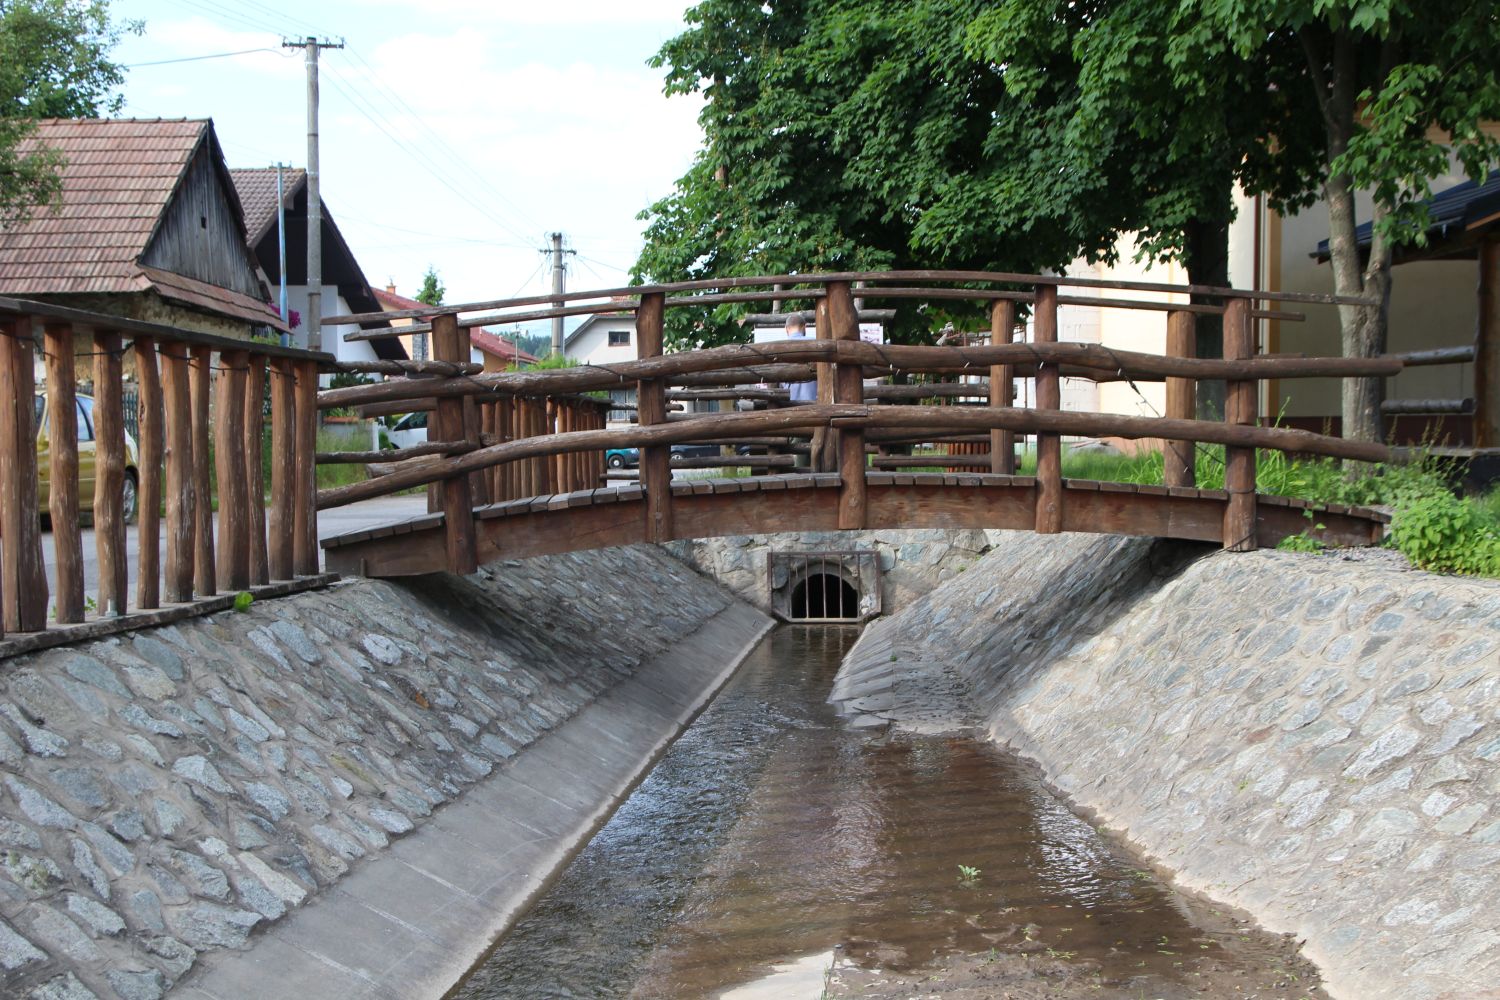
[385,410,429,449]
[670,443,722,463]
[605,447,639,469]
[34,392,141,523]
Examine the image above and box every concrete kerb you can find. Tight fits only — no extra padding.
[178,600,773,1000]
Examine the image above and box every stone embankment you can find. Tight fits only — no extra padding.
[666,528,1000,614]
[0,546,769,1000]
[833,533,1500,1000]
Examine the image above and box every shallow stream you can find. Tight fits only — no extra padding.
[451,627,1323,999]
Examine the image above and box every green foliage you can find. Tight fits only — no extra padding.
[1391,489,1500,577]
[957,864,981,884]
[511,353,580,372]
[232,591,254,613]
[0,0,138,225]
[1276,531,1326,553]
[415,266,444,307]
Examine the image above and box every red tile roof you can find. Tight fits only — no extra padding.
[230,166,305,243]
[471,328,539,365]
[374,286,431,314]
[0,119,283,329]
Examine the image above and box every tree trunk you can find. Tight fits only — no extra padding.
[1185,200,1232,420]
[1305,24,1393,447]
[1324,151,1392,445]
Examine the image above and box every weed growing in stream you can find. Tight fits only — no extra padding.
[957,864,981,885]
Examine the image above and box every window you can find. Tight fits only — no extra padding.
[608,330,630,347]
[76,397,95,442]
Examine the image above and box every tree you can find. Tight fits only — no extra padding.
[641,1,1500,443]
[415,265,445,306]
[636,0,1314,351]
[0,0,137,224]
[1203,2,1500,443]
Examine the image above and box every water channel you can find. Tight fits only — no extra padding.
[451,627,1324,999]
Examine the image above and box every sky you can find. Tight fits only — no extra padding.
[112,0,706,312]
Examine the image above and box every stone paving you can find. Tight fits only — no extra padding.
[832,533,1500,1000]
[0,545,732,1000]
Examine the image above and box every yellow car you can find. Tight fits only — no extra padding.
[35,392,141,523]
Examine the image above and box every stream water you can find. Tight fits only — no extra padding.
[450,627,1323,999]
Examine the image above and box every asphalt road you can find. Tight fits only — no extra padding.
[42,494,429,608]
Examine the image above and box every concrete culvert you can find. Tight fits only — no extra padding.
[790,571,860,622]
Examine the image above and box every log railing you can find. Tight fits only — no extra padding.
[308,270,1430,575]
[0,298,333,646]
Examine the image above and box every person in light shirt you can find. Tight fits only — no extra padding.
[781,313,817,403]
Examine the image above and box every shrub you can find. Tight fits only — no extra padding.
[1390,488,1500,576]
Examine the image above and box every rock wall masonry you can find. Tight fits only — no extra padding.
[666,528,1001,615]
[0,545,744,1000]
[833,534,1500,1000]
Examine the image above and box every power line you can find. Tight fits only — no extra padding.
[125,47,287,68]
[340,45,548,236]
[161,0,283,34]
[318,68,540,249]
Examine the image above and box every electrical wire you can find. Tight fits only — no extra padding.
[125,47,287,68]
[342,44,547,237]
[319,68,540,250]
[161,0,284,34]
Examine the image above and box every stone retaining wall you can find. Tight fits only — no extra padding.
[833,533,1500,1000]
[666,528,1000,615]
[0,546,745,1000]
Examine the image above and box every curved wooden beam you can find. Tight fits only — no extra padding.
[316,403,1389,509]
[316,340,1404,410]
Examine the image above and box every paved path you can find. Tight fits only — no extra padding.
[42,495,429,607]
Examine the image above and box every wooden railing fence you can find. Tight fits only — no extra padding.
[0,299,332,648]
[314,271,1474,576]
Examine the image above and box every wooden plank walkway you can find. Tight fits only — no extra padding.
[322,474,1389,579]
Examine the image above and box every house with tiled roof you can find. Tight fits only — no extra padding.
[374,283,537,370]
[231,167,406,363]
[0,118,285,339]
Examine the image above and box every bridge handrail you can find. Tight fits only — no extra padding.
[315,340,1405,411]
[0,299,333,650]
[316,403,1389,511]
[326,267,1380,330]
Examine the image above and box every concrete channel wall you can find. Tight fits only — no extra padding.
[0,546,772,1000]
[832,532,1500,1000]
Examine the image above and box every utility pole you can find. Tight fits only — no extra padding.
[546,231,575,357]
[284,36,344,352]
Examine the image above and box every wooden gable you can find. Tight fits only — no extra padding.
[140,139,265,301]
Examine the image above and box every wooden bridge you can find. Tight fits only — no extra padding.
[0,270,1458,654]
[311,271,1419,579]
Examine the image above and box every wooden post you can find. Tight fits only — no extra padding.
[1165,310,1197,487]
[269,358,295,580]
[432,315,477,574]
[828,281,866,528]
[462,393,486,505]
[94,330,128,617]
[1033,285,1063,533]
[1477,239,1500,449]
[0,318,47,632]
[1223,297,1258,550]
[215,350,250,591]
[44,322,84,622]
[293,359,319,575]
[990,301,1016,474]
[812,296,837,472]
[190,345,216,595]
[245,356,269,585]
[636,292,673,542]
[134,337,164,610]
[161,344,195,602]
